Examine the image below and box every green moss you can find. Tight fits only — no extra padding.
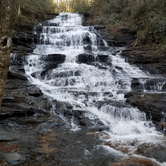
[18,145,25,151]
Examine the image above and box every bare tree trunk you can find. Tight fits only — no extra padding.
[0,0,14,111]
[18,5,21,15]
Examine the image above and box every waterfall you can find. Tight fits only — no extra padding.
[24,12,165,164]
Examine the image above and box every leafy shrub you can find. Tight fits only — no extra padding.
[88,0,166,56]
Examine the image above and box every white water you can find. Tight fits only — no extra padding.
[24,13,165,164]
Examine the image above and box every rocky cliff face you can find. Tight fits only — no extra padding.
[98,28,166,130]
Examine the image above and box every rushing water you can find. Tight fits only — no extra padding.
[24,13,165,165]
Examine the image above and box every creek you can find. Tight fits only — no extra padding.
[23,13,166,165]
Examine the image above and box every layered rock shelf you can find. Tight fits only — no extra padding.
[1,13,166,166]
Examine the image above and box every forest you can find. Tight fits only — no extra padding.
[12,0,166,56]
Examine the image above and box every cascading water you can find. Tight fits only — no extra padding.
[24,13,165,165]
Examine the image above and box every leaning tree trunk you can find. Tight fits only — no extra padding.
[0,0,14,111]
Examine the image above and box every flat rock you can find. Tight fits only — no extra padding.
[0,152,25,165]
[77,53,95,64]
[77,53,110,65]
[121,46,166,75]
[2,69,52,116]
[136,143,166,163]
[0,127,17,141]
[8,71,27,81]
[110,157,160,166]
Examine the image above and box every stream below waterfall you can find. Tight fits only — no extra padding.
[24,13,166,165]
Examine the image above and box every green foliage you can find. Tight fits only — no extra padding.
[89,0,166,56]
[12,0,166,56]
[71,0,91,14]
[14,0,57,29]
[12,29,17,38]
[18,145,25,151]
[54,0,91,14]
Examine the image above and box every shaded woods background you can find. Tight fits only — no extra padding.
[0,0,164,59]
[11,0,166,56]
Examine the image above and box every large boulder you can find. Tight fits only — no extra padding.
[77,53,109,65]
[45,53,66,64]
[136,143,166,163]
[125,92,166,122]
[110,157,160,166]
[77,54,95,64]
[121,47,166,75]
[1,70,51,117]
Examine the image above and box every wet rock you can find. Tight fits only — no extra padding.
[96,100,127,109]
[2,90,45,115]
[2,70,51,116]
[110,157,160,166]
[83,33,92,44]
[41,69,80,80]
[89,125,110,132]
[46,54,66,63]
[65,102,73,109]
[13,33,35,45]
[96,54,109,63]
[35,122,55,135]
[115,66,123,70]
[131,78,144,92]
[72,110,84,119]
[154,122,166,135]
[125,92,166,122]
[94,26,106,30]
[130,78,166,92]
[12,12,59,54]
[3,13,166,166]
[31,53,76,78]
[0,152,25,165]
[0,157,9,166]
[121,46,166,75]
[18,115,50,125]
[121,49,150,64]
[79,119,86,126]
[0,127,17,141]
[98,27,166,75]
[38,53,66,72]
[49,23,59,26]
[10,53,26,68]
[100,29,135,47]
[12,33,36,55]
[77,53,95,64]
[145,79,166,91]
[105,142,130,154]
[13,45,35,55]
[77,53,110,66]
[97,38,106,46]
[97,46,110,52]
[27,86,43,97]
[8,71,27,81]
[64,109,73,116]
[131,78,166,92]
[84,45,92,51]
[136,143,166,163]
[35,25,43,34]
